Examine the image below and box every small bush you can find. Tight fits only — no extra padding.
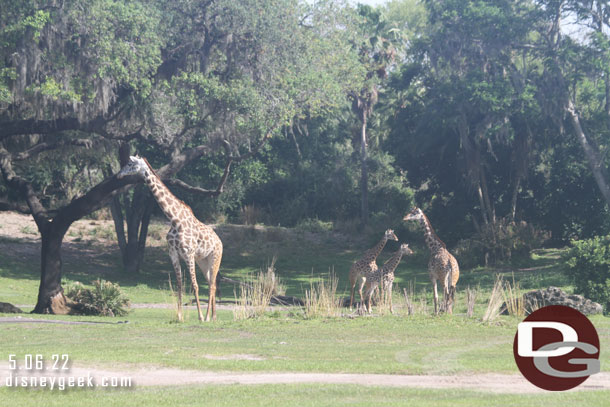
[88,225,116,240]
[455,218,550,266]
[66,280,130,317]
[239,204,265,225]
[565,235,610,313]
[295,218,333,233]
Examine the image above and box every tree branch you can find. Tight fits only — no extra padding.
[0,147,49,228]
[163,178,223,196]
[0,198,31,214]
[0,116,107,141]
[157,145,212,177]
[14,139,94,161]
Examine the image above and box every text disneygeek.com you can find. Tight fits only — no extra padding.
[4,354,132,390]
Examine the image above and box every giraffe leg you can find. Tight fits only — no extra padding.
[363,283,373,313]
[442,273,450,314]
[201,246,222,322]
[349,271,357,310]
[187,255,204,321]
[168,246,184,322]
[447,286,455,314]
[358,276,367,311]
[196,258,213,322]
[432,279,439,315]
[388,281,394,314]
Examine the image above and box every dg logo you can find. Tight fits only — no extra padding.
[513,305,601,391]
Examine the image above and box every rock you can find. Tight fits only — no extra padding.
[503,286,603,316]
[0,302,24,313]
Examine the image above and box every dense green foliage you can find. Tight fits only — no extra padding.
[66,279,130,317]
[2,0,610,268]
[565,235,610,312]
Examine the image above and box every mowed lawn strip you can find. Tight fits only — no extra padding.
[1,309,609,375]
[1,384,610,407]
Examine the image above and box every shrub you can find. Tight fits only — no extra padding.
[455,217,550,266]
[239,204,266,225]
[66,280,130,317]
[565,235,610,313]
[295,218,333,233]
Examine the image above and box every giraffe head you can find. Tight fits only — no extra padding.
[385,229,398,241]
[400,243,414,256]
[403,207,424,222]
[117,155,149,179]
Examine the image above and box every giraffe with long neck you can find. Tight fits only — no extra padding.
[403,208,459,314]
[117,156,223,322]
[349,229,398,310]
[363,243,413,314]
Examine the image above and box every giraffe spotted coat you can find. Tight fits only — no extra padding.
[118,156,223,322]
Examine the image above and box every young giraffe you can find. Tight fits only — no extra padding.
[117,156,223,322]
[403,208,459,314]
[363,243,414,314]
[348,229,398,310]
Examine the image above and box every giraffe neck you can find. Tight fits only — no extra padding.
[419,215,445,253]
[143,169,188,222]
[382,250,404,274]
[364,236,388,262]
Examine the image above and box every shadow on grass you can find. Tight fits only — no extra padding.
[0,227,571,304]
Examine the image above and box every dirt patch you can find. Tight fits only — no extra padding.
[0,316,129,325]
[203,354,265,361]
[1,363,609,393]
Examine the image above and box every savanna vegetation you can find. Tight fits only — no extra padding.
[1,0,610,318]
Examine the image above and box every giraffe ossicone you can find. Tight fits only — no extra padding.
[118,155,223,322]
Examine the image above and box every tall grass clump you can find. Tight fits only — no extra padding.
[303,271,341,318]
[232,258,282,320]
[482,276,504,322]
[503,274,525,317]
[402,284,415,316]
[466,285,478,318]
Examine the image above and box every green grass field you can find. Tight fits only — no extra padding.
[3,385,610,407]
[1,222,608,406]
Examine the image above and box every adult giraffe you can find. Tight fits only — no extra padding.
[403,208,459,314]
[117,156,223,322]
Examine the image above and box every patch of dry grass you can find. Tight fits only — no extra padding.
[304,270,342,318]
[232,258,282,320]
[483,276,504,323]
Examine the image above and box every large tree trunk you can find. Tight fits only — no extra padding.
[360,109,369,225]
[566,99,610,206]
[30,175,139,313]
[33,219,74,314]
[111,186,155,274]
